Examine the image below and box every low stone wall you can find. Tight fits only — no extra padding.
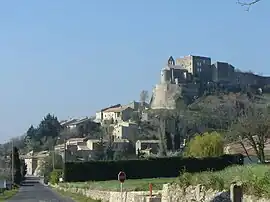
[52,183,270,202]
[162,183,270,202]
[53,184,162,202]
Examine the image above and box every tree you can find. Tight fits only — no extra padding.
[24,114,61,152]
[38,114,61,139]
[10,147,22,184]
[229,105,270,163]
[139,90,149,112]
[184,131,224,158]
[20,160,27,180]
[140,90,149,104]
[237,0,262,11]
[41,152,63,180]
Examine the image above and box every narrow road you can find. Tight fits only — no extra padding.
[7,177,74,202]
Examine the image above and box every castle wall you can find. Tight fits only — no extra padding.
[150,83,182,109]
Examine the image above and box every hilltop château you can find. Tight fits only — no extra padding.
[150,55,270,109]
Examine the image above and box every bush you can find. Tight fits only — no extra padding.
[49,169,62,185]
[184,131,224,158]
[65,154,243,182]
[178,165,270,198]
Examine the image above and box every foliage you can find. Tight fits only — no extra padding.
[20,160,27,180]
[140,90,149,104]
[49,169,62,185]
[41,152,63,179]
[64,154,242,182]
[24,113,61,152]
[184,131,224,158]
[178,164,270,198]
[10,147,22,185]
[0,188,19,201]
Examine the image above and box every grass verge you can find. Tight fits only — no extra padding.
[53,188,101,202]
[59,177,177,191]
[58,165,270,198]
[0,189,18,201]
[179,164,270,198]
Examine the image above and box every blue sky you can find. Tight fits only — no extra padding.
[0,0,269,142]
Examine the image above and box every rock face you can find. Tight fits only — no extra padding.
[150,83,182,109]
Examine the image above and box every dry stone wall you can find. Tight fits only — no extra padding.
[53,184,161,202]
[52,183,270,202]
[162,183,270,202]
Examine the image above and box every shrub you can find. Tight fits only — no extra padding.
[184,131,224,158]
[49,169,62,185]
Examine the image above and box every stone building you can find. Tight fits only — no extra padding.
[112,121,138,140]
[211,61,235,82]
[102,106,134,123]
[175,55,212,82]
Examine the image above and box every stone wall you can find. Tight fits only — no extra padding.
[162,183,270,202]
[53,184,161,202]
[150,83,182,109]
[52,183,270,202]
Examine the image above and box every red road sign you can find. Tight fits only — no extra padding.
[118,171,126,183]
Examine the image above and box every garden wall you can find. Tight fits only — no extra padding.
[52,183,270,202]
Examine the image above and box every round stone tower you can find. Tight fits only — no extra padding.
[160,67,171,84]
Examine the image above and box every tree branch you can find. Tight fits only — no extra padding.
[237,0,262,11]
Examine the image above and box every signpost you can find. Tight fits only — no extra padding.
[118,171,126,202]
[149,183,153,198]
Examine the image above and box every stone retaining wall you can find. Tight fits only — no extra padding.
[52,183,270,202]
[53,184,161,202]
[162,183,270,202]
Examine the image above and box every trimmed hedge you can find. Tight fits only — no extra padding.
[65,154,243,182]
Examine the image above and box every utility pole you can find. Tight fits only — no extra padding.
[52,150,55,170]
[63,138,67,182]
[11,139,14,186]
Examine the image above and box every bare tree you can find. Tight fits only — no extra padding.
[230,105,270,163]
[140,90,149,104]
[237,0,262,11]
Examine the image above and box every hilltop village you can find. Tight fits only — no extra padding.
[3,54,270,176]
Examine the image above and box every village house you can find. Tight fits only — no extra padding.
[102,106,133,123]
[136,140,160,155]
[22,150,49,176]
[112,121,138,140]
[95,104,121,123]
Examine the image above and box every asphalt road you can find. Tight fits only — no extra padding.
[7,177,74,202]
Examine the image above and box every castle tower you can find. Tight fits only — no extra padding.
[160,67,171,84]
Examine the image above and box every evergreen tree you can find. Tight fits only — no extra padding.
[10,147,22,184]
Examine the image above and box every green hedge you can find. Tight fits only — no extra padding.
[64,154,243,182]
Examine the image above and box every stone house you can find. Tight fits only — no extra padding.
[102,106,133,123]
[22,151,49,176]
[112,121,138,140]
[135,140,160,155]
[66,137,88,146]
[95,104,121,123]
